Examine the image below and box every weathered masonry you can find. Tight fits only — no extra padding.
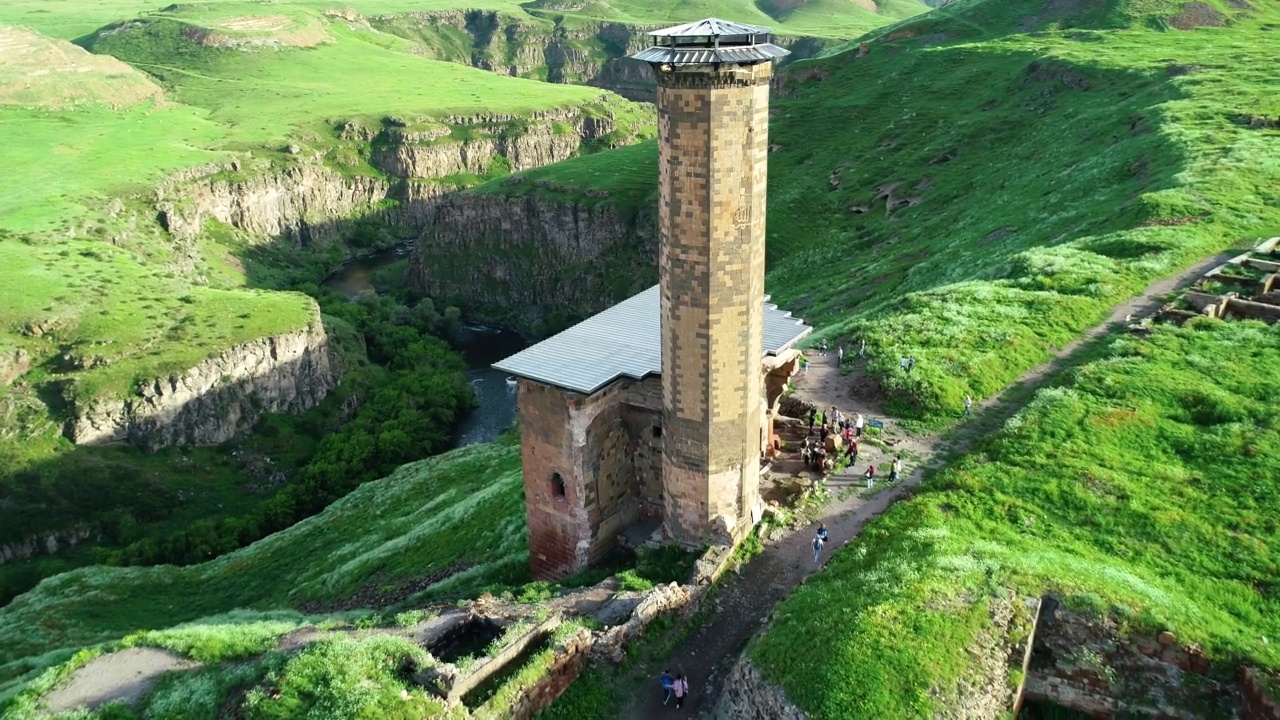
[496,19,810,580]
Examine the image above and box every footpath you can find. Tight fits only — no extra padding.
[614,250,1237,718]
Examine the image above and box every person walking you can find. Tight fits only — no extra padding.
[864,463,876,489]
[808,407,817,434]
[847,439,859,466]
[837,345,845,365]
[907,356,916,372]
[673,674,689,709]
[661,669,675,705]
[858,338,866,357]
[812,530,826,563]
[890,457,902,482]
[899,356,908,371]
[819,339,828,356]
[855,413,865,438]
[964,395,973,417]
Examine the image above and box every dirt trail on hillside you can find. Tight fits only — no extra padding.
[42,648,199,714]
[616,251,1237,718]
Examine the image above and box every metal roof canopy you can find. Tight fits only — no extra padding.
[647,18,773,37]
[493,285,812,396]
[631,17,789,66]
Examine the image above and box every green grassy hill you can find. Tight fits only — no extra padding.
[1,0,927,42]
[752,319,1280,717]
[483,0,1279,425]
[0,0,649,604]
[0,439,525,692]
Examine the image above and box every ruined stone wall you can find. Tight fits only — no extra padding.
[518,379,589,579]
[581,397,637,564]
[1023,607,1241,718]
[656,61,773,546]
[505,628,595,720]
[619,377,664,519]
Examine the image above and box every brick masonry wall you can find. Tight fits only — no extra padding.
[518,379,588,579]
[656,61,773,546]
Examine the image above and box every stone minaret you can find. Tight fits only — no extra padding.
[632,20,788,546]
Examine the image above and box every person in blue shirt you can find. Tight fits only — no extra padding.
[813,524,829,563]
[661,669,675,705]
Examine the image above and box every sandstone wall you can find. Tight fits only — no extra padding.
[66,313,339,452]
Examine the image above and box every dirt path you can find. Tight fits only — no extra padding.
[42,648,199,714]
[616,251,1235,718]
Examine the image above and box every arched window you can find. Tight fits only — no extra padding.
[550,472,566,501]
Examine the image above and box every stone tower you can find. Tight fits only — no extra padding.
[632,20,789,546]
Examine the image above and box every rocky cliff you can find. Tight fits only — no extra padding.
[66,312,339,452]
[155,103,634,250]
[369,12,828,101]
[407,189,658,325]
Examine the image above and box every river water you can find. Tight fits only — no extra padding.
[321,247,527,447]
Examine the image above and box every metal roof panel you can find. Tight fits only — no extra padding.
[648,18,773,37]
[493,285,812,395]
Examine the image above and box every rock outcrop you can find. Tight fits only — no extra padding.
[155,105,629,249]
[0,347,30,386]
[66,313,338,451]
[368,12,828,101]
[407,191,658,325]
[157,163,393,246]
[714,656,809,720]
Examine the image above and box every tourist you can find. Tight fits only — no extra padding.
[964,395,973,417]
[908,356,916,372]
[842,424,852,443]
[812,531,825,563]
[807,407,817,433]
[819,425,830,445]
[673,674,689,709]
[847,439,858,466]
[837,345,844,364]
[864,463,876,489]
[819,409,827,428]
[858,338,866,357]
[800,439,812,467]
[890,457,902,482]
[819,339,828,356]
[832,406,842,427]
[855,413,865,438]
[899,356,908,371]
[661,669,675,705]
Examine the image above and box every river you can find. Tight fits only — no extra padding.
[321,247,527,447]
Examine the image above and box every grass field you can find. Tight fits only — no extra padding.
[0,439,527,686]
[752,318,1280,716]
[0,0,927,41]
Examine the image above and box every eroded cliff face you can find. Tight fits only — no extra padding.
[369,12,828,101]
[66,313,339,452]
[407,191,658,325]
[155,106,627,250]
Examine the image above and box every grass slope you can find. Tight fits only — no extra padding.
[490,0,1280,424]
[0,0,927,41]
[0,439,526,683]
[753,319,1280,716]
